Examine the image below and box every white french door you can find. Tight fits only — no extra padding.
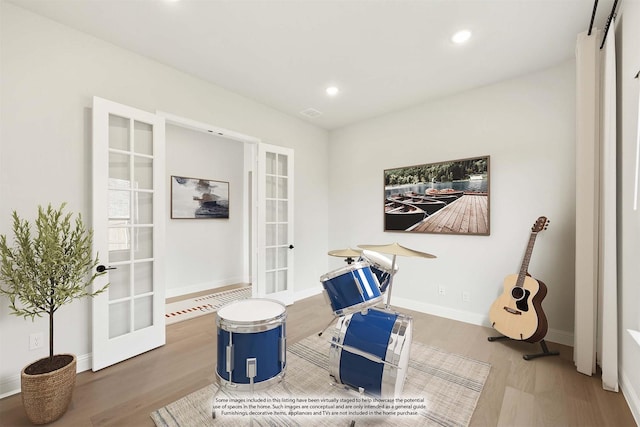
[256,143,294,305]
[91,97,166,371]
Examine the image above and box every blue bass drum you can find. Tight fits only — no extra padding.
[320,261,384,316]
[329,308,412,397]
[216,298,286,390]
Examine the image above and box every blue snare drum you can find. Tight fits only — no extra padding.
[360,250,399,293]
[329,307,412,397]
[216,298,286,390]
[320,261,384,316]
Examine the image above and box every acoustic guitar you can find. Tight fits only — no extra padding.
[489,216,550,343]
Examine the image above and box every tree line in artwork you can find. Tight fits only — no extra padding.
[385,157,488,186]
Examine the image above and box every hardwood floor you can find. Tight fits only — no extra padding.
[0,293,636,426]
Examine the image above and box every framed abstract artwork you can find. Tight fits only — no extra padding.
[171,176,229,219]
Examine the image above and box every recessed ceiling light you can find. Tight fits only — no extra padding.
[451,30,472,44]
[326,86,339,97]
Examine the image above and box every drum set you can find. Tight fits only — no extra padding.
[212,243,435,418]
[321,244,434,398]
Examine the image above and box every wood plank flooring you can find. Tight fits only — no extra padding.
[412,195,489,234]
[0,293,636,426]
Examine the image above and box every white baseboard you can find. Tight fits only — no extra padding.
[391,296,574,347]
[621,367,640,426]
[165,277,246,299]
[0,375,20,400]
[392,296,487,326]
[294,285,323,302]
[0,352,93,399]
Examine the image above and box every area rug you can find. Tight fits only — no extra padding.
[165,286,251,325]
[151,334,490,426]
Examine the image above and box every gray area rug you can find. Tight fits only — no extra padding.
[151,334,490,426]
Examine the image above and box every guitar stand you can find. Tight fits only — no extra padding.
[487,335,560,360]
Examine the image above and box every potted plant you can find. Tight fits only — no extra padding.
[0,203,107,424]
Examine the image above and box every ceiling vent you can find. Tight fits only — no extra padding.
[300,108,323,118]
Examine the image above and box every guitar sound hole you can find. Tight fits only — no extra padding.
[511,287,530,312]
[511,287,525,300]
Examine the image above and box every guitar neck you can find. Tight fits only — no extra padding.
[516,232,538,286]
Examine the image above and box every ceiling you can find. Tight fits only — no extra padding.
[7,0,614,130]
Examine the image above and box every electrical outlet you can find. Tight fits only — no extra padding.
[462,291,470,302]
[438,285,446,296]
[29,332,44,350]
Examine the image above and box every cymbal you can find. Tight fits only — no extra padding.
[328,248,363,258]
[358,243,436,259]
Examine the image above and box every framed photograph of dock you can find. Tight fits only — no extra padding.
[171,176,229,219]
[384,155,490,235]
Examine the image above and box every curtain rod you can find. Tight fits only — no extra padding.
[600,0,620,49]
[588,0,598,35]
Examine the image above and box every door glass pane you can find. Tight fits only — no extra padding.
[109,114,129,151]
[266,271,276,294]
[109,226,130,261]
[109,301,130,338]
[108,264,131,300]
[134,156,153,190]
[266,200,276,222]
[277,201,287,222]
[134,121,153,156]
[134,227,153,259]
[266,224,277,246]
[266,176,276,198]
[266,247,276,270]
[134,296,153,330]
[134,262,153,295]
[109,152,130,182]
[277,247,288,269]
[109,189,131,223]
[266,152,276,174]
[277,224,288,245]
[277,270,287,292]
[136,192,153,224]
[277,177,288,199]
[277,154,288,176]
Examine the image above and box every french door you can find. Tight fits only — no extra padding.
[91,97,166,371]
[256,143,294,305]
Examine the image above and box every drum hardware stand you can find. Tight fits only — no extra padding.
[330,341,399,368]
[487,335,560,360]
[384,255,398,308]
[318,289,337,336]
[318,316,337,337]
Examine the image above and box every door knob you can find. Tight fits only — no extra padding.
[96,265,116,273]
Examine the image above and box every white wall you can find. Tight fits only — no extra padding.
[165,125,245,297]
[616,1,640,422]
[0,3,329,396]
[328,62,577,344]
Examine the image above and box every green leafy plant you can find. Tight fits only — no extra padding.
[0,203,107,370]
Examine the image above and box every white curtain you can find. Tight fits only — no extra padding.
[574,23,619,392]
[598,19,618,392]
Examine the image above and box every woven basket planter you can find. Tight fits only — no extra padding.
[21,354,76,425]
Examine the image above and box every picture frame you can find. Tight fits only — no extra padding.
[171,175,229,219]
[384,155,490,235]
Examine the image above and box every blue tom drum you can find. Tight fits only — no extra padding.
[216,298,286,391]
[320,261,384,316]
[329,307,412,397]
